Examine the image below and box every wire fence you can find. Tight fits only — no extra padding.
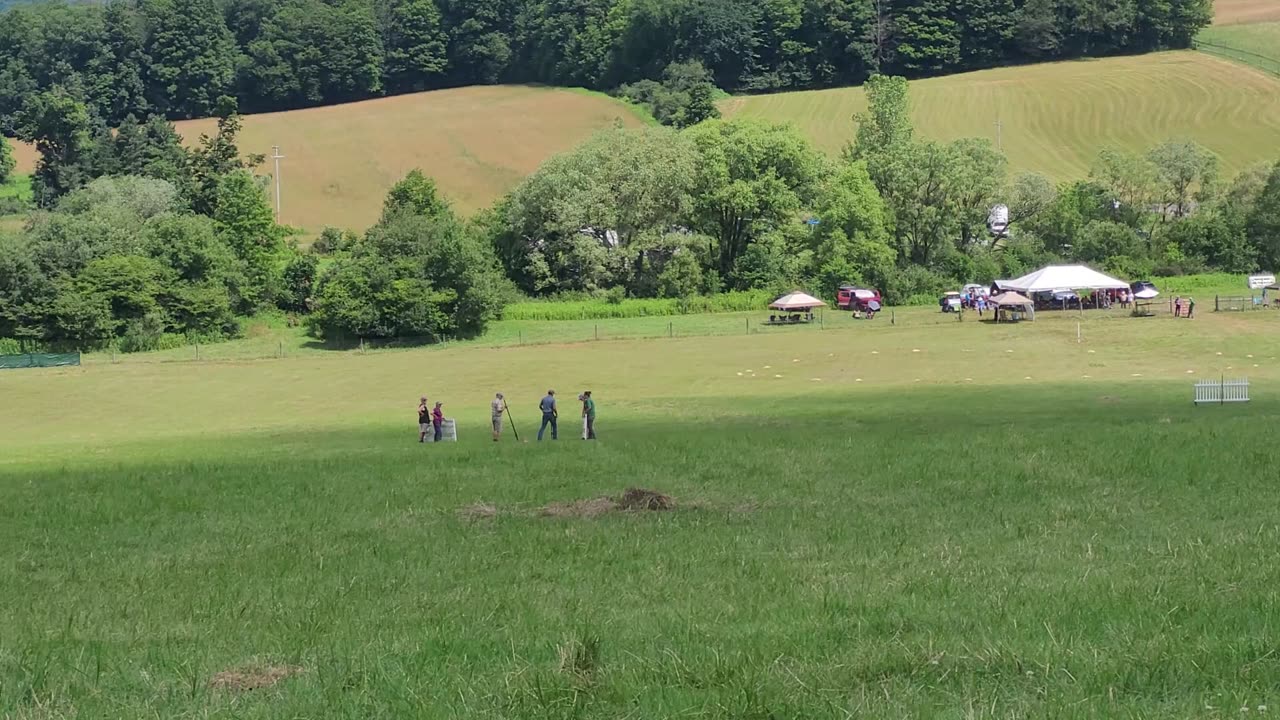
[1193,40,1280,76]
[64,305,1184,367]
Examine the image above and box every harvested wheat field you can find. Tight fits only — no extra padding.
[12,86,647,231]
[1213,0,1280,25]
[721,51,1280,182]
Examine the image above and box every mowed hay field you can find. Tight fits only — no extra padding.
[721,51,1280,181]
[4,308,1280,716]
[1214,0,1280,24]
[10,86,647,231]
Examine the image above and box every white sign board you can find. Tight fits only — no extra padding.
[1248,274,1275,290]
[988,204,1009,234]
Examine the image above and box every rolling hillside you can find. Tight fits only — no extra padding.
[1197,20,1280,74]
[719,51,1280,182]
[11,86,648,231]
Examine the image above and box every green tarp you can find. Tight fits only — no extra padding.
[0,353,81,369]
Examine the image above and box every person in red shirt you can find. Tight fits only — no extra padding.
[432,402,444,443]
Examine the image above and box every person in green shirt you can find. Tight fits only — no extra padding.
[583,390,597,440]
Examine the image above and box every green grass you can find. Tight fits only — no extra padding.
[1197,21,1280,75]
[0,173,31,201]
[720,51,1280,182]
[502,291,773,321]
[6,287,1280,716]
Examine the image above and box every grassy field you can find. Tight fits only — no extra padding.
[4,296,1280,717]
[1197,21,1280,74]
[9,86,649,232]
[0,172,31,234]
[720,51,1280,182]
[1213,0,1280,24]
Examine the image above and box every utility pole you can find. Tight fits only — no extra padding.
[270,145,285,222]
[994,117,1003,152]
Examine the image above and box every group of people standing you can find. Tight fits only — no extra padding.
[486,389,597,443]
[1173,296,1196,318]
[417,397,445,443]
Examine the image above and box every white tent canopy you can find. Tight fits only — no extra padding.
[769,291,827,311]
[1003,265,1128,293]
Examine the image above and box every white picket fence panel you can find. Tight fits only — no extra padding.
[1194,378,1250,404]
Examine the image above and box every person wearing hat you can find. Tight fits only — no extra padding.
[432,401,444,443]
[490,393,506,442]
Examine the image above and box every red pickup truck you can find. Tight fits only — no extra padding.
[837,285,882,311]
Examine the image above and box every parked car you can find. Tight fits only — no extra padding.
[837,285,882,311]
[940,292,963,313]
[1130,280,1159,299]
[1048,290,1081,309]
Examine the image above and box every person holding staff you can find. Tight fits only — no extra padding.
[491,393,506,442]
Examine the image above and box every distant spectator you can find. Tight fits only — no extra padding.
[491,393,505,442]
[418,396,430,443]
[1174,296,1182,318]
[1187,297,1196,318]
[432,402,444,442]
[538,390,558,441]
[584,391,597,440]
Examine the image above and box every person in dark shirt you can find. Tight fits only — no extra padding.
[432,402,444,442]
[417,396,430,443]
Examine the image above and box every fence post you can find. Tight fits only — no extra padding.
[360,337,365,353]
[892,310,896,325]
[519,330,522,345]
[594,324,598,341]
[1215,295,1219,312]
[195,342,200,361]
[278,340,284,358]
[746,317,749,334]
[668,322,673,338]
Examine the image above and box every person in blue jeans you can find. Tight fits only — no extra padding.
[537,389,558,440]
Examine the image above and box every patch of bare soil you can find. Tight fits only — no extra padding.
[210,664,304,692]
[539,488,675,518]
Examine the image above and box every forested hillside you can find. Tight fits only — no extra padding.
[0,0,1212,130]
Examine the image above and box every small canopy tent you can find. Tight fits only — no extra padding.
[769,291,827,311]
[990,291,1035,322]
[1003,265,1128,293]
[991,291,1034,307]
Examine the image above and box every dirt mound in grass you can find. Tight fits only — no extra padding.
[210,664,304,692]
[617,487,674,511]
[540,488,675,518]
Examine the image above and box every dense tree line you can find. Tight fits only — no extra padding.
[483,74,1280,307]
[0,0,1213,131]
[5,72,1280,352]
[0,89,509,350]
